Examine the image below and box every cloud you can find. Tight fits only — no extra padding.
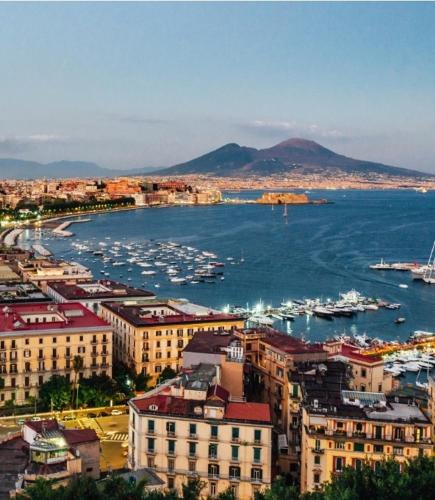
[238,119,345,140]
[104,112,170,125]
[0,134,67,154]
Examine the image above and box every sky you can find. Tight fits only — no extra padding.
[0,2,434,173]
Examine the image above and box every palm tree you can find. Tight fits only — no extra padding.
[72,355,84,408]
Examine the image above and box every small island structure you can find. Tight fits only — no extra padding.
[256,192,328,205]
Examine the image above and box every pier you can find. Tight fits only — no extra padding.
[31,244,52,257]
[3,229,24,247]
[52,218,91,237]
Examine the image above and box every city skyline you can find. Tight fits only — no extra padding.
[1,2,435,173]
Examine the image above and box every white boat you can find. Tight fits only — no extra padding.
[170,277,186,284]
[248,315,275,326]
[369,259,392,270]
[112,261,125,266]
[403,362,421,372]
[399,283,408,289]
[141,270,156,275]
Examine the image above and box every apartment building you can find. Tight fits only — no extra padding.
[290,361,433,492]
[101,299,244,384]
[324,340,393,393]
[0,302,113,406]
[182,330,245,399]
[18,258,92,292]
[46,279,155,316]
[0,282,51,305]
[128,368,272,499]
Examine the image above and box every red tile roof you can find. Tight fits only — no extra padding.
[224,402,271,424]
[207,384,229,402]
[47,280,155,300]
[250,328,326,355]
[24,420,59,433]
[336,343,382,364]
[63,429,99,445]
[0,302,110,333]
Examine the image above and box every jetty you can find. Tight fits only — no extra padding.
[52,218,91,237]
[3,229,24,247]
[31,244,52,257]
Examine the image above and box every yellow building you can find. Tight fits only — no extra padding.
[0,302,113,406]
[101,299,244,384]
[128,368,273,499]
[289,361,433,492]
[235,328,327,474]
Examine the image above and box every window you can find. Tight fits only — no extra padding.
[209,443,218,459]
[393,446,403,456]
[147,456,155,468]
[253,447,261,464]
[361,368,367,378]
[231,446,239,461]
[254,429,261,443]
[147,438,155,453]
[251,468,263,482]
[167,477,174,489]
[313,473,320,484]
[168,440,176,455]
[39,338,43,344]
[188,460,196,472]
[189,442,196,457]
[374,426,383,440]
[208,464,219,478]
[166,421,176,435]
[232,427,240,441]
[354,443,364,452]
[335,441,345,449]
[229,466,240,480]
[334,457,344,472]
[314,439,321,451]
[79,336,83,342]
[314,455,321,465]
[189,423,197,437]
[292,384,299,398]
[66,336,70,343]
[209,482,217,497]
[148,420,155,433]
[230,485,237,497]
[354,458,363,471]
[155,365,161,373]
[168,458,175,472]
[210,425,218,438]
[38,375,43,386]
[374,444,383,453]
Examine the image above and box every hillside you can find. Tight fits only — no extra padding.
[155,138,429,178]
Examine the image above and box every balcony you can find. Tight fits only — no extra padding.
[91,340,98,345]
[188,453,197,459]
[231,437,240,444]
[147,449,156,455]
[251,476,263,484]
[189,433,198,440]
[208,473,220,479]
[312,448,324,454]
[147,429,155,435]
[208,454,218,461]
[210,434,219,442]
[90,364,99,369]
[229,475,240,482]
[167,431,176,437]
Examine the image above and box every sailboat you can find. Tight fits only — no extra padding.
[423,240,435,284]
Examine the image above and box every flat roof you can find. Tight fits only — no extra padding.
[0,302,110,334]
[47,280,155,300]
[103,300,242,327]
[0,283,52,304]
[184,330,239,354]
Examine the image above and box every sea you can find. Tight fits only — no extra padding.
[19,189,435,344]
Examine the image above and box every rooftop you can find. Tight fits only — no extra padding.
[0,282,51,305]
[47,280,155,301]
[331,343,383,364]
[183,330,240,354]
[102,299,242,327]
[0,302,110,334]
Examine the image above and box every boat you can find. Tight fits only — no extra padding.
[398,283,408,289]
[248,315,275,326]
[369,258,392,270]
[313,306,334,320]
[411,330,435,340]
[112,261,125,266]
[170,277,186,285]
[141,270,156,275]
[395,317,406,324]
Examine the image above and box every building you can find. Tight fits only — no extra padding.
[0,302,113,406]
[101,299,244,384]
[18,258,93,292]
[0,282,51,305]
[46,280,155,316]
[324,341,393,393]
[290,361,433,492]
[235,328,327,473]
[182,330,245,399]
[0,263,21,283]
[0,420,100,497]
[128,367,273,499]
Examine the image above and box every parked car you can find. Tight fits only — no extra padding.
[111,409,123,416]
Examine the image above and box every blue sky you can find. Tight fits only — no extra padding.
[0,2,434,172]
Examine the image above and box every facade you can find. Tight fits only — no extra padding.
[18,258,92,292]
[101,299,244,384]
[46,280,155,316]
[324,341,393,393]
[0,302,113,406]
[289,361,433,492]
[182,330,245,399]
[235,328,327,473]
[128,371,272,500]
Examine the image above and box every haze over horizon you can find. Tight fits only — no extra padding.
[1,2,435,173]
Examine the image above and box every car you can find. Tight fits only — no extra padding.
[31,416,41,422]
[111,409,123,416]
[17,418,26,425]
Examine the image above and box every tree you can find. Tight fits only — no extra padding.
[135,371,152,392]
[16,477,59,500]
[101,474,149,500]
[39,375,71,411]
[159,367,177,383]
[181,478,205,500]
[72,355,84,408]
[78,374,119,407]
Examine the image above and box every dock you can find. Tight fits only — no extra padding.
[52,218,91,237]
[31,244,52,257]
[3,229,24,247]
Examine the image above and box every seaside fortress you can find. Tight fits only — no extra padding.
[17,257,93,292]
[128,368,273,499]
[0,302,113,406]
[290,361,433,493]
[46,280,155,316]
[100,299,245,385]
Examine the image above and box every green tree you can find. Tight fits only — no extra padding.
[61,475,102,500]
[181,478,205,500]
[39,375,71,411]
[135,371,152,392]
[101,474,149,500]
[159,367,177,383]
[16,478,59,500]
[72,355,84,408]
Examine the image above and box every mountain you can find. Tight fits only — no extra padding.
[0,158,158,179]
[155,138,430,178]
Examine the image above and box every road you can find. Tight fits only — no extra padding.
[0,408,129,472]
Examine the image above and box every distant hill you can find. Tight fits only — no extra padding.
[155,138,430,178]
[0,158,158,180]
